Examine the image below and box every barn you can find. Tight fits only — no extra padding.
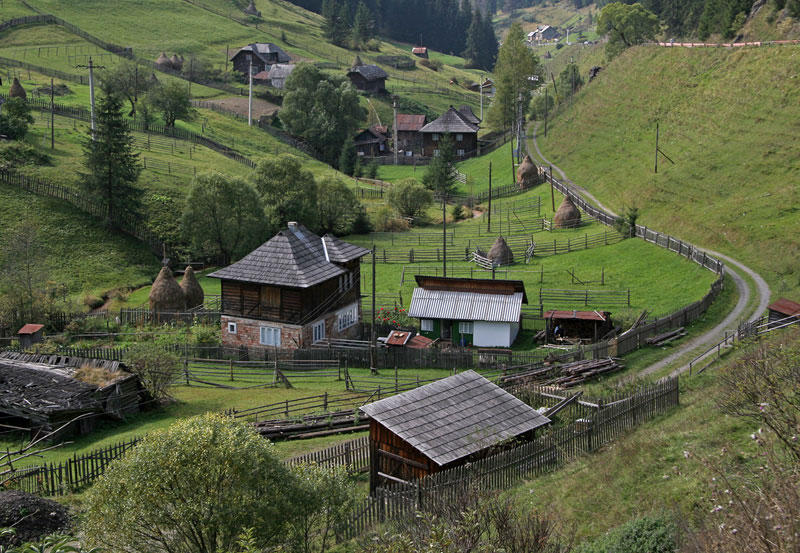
[353,125,389,157]
[361,370,550,491]
[409,276,527,348]
[346,64,388,93]
[767,298,800,329]
[230,43,291,76]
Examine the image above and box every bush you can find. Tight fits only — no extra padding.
[575,514,677,553]
[374,205,410,232]
[450,203,468,221]
[0,98,34,140]
[82,294,105,310]
[365,160,379,179]
[124,342,181,400]
[366,38,382,51]
[0,142,51,169]
[387,178,433,219]
[419,58,443,71]
[83,413,297,553]
[613,206,639,238]
[191,324,221,348]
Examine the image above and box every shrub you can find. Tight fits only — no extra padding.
[373,205,410,232]
[191,324,221,348]
[0,142,51,169]
[419,58,443,71]
[575,514,677,553]
[0,97,33,140]
[82,294,105,310]
[613,206,639,238]
[365,160,379,179]
[83,413,297,553]
[124,342,181,400]
[387,178,433,219]
[366,38,382,51]
[450,203,468,221]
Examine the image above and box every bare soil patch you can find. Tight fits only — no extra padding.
[205,96,279,119]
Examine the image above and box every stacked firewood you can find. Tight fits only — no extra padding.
[546,358,623,387]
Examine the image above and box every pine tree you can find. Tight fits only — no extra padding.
[480,14,499,70]
[82,87,143,226]
[487,22,540,131]
[352,1,373,46]
[422,134,458,196]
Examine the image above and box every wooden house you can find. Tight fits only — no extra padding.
[394,113,426,156]
[17,324,44,349]
[411,46,428,58]
[361,370,550,490]
[408,276,527,348]
[353,125,389,157]
[346,64,388,93]
[230,43,291,76]
[767,298,800,329]
[419,107,479,159]
[543,310,613,342]
[209,222,370,350]
[267,63,296,89]
[0,351,146,439]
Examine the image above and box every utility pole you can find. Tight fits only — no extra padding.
[248,57,253,127]
[570,56,575,99]
[550,164,555,212]
[654,122,659,173]
[544,87,548,136]
[479,74,484,121]
[442,194,447,277]
[370,246,376,372]
[487,161,492,233]
[393,98,398,165]
[75,57,104,140]
[49,78,54,150]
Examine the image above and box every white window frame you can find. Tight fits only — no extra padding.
[457,149,465,156]
[421,319,434,332]
[433,149,440,157]
[227,322,238,334]
[259,326,281,346]
[455,133,463,142]
[337,302,359,332]
[312,320,326,343]
[432,133,439,142]
[458,321,473,334]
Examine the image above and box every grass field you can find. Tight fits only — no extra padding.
[537,45,800,300]
[0,0,36,19]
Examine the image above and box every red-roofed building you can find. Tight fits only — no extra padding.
[767,298,800,328]
[17,324,44,349]
[411,46,428,58]
[385,330,412,347]
[543,310,613,343]
[394,113,426,156]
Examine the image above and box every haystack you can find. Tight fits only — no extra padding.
[169,54,183,71]
[352,55,364,68]
[180,266,204,309]
[155,52,171,69]
[8,77,26,99]
[487,236,514,266]
[149,267,186,312]
[553,196,581,229]
[516,154,539,188]
[244,0,261,16]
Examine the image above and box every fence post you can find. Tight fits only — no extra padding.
[184,359,190,385]
[229,358,234,381]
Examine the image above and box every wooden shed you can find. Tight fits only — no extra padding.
[767,298,800,329]
[17,324,44,349]
[544,310,613,343]
[361,370,550,491]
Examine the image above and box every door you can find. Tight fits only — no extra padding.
[441,320,452,340]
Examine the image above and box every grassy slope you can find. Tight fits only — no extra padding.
[538,45,800,299]
[0,184,159,302]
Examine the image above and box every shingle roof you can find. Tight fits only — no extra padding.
[209,224,368,288]
[354,125,389,145]
[361,370,550,466]
[419,107,479,134]
[347,64,388,81]
[396,113,426,132]
[267,63,295,80]
[458,105,481,125]
[408,289,524,323]
[234,43,291,64]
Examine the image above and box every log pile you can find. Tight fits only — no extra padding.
[252,410,370,440]
[645,327,686,346]
[546,358,623,387]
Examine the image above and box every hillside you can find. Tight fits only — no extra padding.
[537,44,800,299]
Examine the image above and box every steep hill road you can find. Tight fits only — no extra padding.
[529,122,771,378]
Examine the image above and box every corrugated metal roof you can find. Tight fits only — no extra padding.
[396,113,426,131]
[361,370,550,466]
[408,288,523,323]
[768,298,800,317]
[407,335,434,349]
[543,310,608,322]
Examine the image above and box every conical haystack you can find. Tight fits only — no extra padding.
[488,236,514,266]
[155,52,171,69]
[180,267,204,309]
[244,0,261,16]
[9,77,26,99]
[149,267,186,312]
[516,154,539,189]
[352,55,364,68]
[169,54,183,71]
[553,196,581,229]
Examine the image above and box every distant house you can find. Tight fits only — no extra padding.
[543,310,613,342]
[394,113,426,156]
[361,370,550,490]
[17,324,44,350]
[230,43,291,75]
[418,106,479,159]
[408,276,527,348]
[528,25,559,43]
[209,222,370,350]
[353,125,389,157]
[411,46,428,58]
[347,64,388,93]
[767,298,800,329]
[267,63,296,89]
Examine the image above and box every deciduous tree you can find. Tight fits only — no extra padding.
[147,80,193,127]
[387,178,433,218]
[597,2,660,59]
[316,176,361,235]
[251,154,319,233]
[99,61,152,116]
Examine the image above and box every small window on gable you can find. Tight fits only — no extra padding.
[432,134,439,141]
[228,322,237,334]
[433,149,440,156]
[421,319,434,332]
[456,133,463,142]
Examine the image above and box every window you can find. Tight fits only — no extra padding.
[458,321,473,334]
[421,319,434,332]
[405,150,413,157]
[312,320,326,343]
[379,143,385,151]
[261,286,280,308]
[259,326,281,346]
[433,149,440,156]
[432,134,439,141]
[227,322,237,334]
[455,133,463,142]
[337,303,358,332]
[457,149,465,156]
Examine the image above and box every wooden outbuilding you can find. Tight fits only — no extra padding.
[394,113,426,156]
[767,298,800,329]
[361,370,550,491]
[544,310,613,342]
[17,324,44,350]
[411,46,428,58]
[353,125,389,156]
[209,222,370,350]
[418,107,479,159]
[346,64,388,93]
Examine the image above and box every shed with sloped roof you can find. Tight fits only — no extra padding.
[347,64,388,93]
[361,370,550,490]
[419,107,479,159]
[394,113,426,155]
[209,223,370,350]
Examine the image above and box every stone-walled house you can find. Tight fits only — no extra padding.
[209,223,370,350]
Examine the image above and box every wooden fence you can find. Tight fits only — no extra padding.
[336,376,679,540]
[285,436,370,472]
[539,287,631,307]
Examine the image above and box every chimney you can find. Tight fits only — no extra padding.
[287,221,297,228]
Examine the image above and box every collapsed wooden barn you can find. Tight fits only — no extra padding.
[361,370,550,491]
[0,352,146,439]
